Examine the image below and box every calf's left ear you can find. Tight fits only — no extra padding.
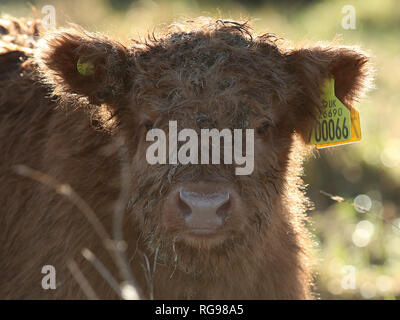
[286,45,374,143]
[36,28,131,105]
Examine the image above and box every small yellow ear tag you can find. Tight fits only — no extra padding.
[77,58,95,76]
[309,77,362,148]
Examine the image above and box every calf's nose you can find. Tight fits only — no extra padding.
[171,186,233,232]
[180,190,230,230]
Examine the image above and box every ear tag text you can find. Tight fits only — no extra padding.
[309,77,361,148]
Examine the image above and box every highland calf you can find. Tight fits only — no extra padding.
[0,16,372,299]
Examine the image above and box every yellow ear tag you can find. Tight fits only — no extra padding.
[309,77,362,148]
[77,58,95,76]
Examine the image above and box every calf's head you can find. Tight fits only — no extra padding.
[37,19,372,273]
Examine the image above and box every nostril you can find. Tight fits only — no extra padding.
[216,197,231,219]
[177,192,192,217]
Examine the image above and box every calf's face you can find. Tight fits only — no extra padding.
[37,20,372,272]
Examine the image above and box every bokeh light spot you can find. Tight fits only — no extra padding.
[352,220,374,247]
[354,194,372,213]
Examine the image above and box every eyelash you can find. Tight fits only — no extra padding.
[256,121,271,135]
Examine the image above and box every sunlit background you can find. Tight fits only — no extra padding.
[1,0,399,299]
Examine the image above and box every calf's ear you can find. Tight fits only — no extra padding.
[36,28,131,105]
[286,45,374,143]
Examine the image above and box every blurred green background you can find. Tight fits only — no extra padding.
[1,0,399,300]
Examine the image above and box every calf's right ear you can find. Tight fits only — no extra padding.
[36,28,131,105]
[286,45,374,143]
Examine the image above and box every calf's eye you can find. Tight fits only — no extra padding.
[144,120,154,131]
[256,121,271,135]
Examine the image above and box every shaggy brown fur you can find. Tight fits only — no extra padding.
[0,16,373,299]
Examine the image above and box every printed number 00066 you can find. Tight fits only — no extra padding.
[314,117,349,142]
